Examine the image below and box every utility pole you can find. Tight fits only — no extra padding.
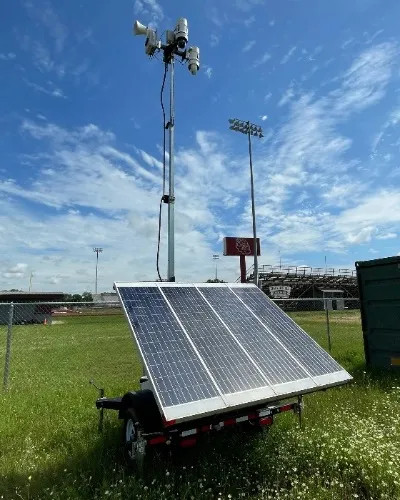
[93,247,103,295]
[133,18,200,281]
[228,118,263,286]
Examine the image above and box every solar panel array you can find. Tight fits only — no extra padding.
[115,282,351,423]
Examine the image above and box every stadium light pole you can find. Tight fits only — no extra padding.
[213,254,219,280]
[228,118,263,286]
[133,18,200,282]
[93,247,103,295]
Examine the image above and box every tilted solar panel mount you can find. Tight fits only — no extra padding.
[115,282,351,423]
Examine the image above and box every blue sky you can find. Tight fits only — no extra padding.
[1,0,400,292]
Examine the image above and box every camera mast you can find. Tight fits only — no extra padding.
[133,18,200,282]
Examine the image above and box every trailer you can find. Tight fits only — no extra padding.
[95,282,351,468]
[95,379,303,467]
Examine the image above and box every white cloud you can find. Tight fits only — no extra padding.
[341,38,354,50]
[264,92,272,102]
[0,120,254,290]
[345,226,375,245]
[24,79,67,99]
[244,16,255,27]
[278,83,295,107]
[133,0,163,27]
[3,263,28,279]
[242,40,256,53]
[252,52,271,68]
[280,46,297,65]
[269,20,275,27]
[204,66,213,79]
[0,52,16,61]
[332,42,398,116]
[250,41,400,256]
[236,0,263,11]
[24,1,68,53]
[210,34,219,47]
[371,106,400,153]
[377,232,397,240]
[260,115,268,121]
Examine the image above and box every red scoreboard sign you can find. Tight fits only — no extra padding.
[223,237,261,257]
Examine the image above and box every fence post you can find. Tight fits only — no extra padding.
[3,302,14,391]
[324,299,332,352]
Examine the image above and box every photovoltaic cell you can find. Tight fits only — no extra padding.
[118,286,219,407]
[198,287,310,385]
[162,287,269,394]
[232,287,342,377]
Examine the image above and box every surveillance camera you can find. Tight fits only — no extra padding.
[174,18,188,49]
[187,46,200,75]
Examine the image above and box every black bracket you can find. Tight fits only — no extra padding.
[162,195,175,204]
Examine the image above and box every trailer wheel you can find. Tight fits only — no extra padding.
[123,412,147,471]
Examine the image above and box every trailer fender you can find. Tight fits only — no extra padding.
[120,389,163,433]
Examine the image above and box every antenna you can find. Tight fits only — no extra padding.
[133,18,201,282]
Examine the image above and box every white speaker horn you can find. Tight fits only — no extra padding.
[133,20,148,36]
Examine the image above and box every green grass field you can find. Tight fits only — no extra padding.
[1,310,400,499]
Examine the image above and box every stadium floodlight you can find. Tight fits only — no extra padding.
[133,18,201,282]
[93,247,103,295]
[228,118,264,286]
[212,254,219,280]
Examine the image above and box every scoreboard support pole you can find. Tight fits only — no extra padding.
[240,255,247,283]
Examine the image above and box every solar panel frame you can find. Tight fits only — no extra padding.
[115,281,352,424]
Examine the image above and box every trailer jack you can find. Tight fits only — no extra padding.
[90,380,105,433]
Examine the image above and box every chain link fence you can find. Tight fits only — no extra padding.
[1,298,362,392]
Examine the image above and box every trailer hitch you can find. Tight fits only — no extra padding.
[90,379,105,433]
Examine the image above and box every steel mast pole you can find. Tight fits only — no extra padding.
[247,122,258,287]
[95,251,99,294]
[167,57,175,282]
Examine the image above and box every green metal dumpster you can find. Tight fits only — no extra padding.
[356,256,400,369]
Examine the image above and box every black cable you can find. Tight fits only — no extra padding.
[156,62,168,281]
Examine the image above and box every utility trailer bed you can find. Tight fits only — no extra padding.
[95,383,303,466]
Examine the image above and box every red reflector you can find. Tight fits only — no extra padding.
[201,425,211,432]
[280,404,292,412]
[259,417,273,426]
[163,418,176,427]
[148,436,167,445]
[180,438,196,448]
[224,418,236,427]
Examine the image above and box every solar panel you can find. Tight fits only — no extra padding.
[115,282,351,423]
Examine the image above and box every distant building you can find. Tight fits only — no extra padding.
[0,291,64,324]
[93,292,119,306]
